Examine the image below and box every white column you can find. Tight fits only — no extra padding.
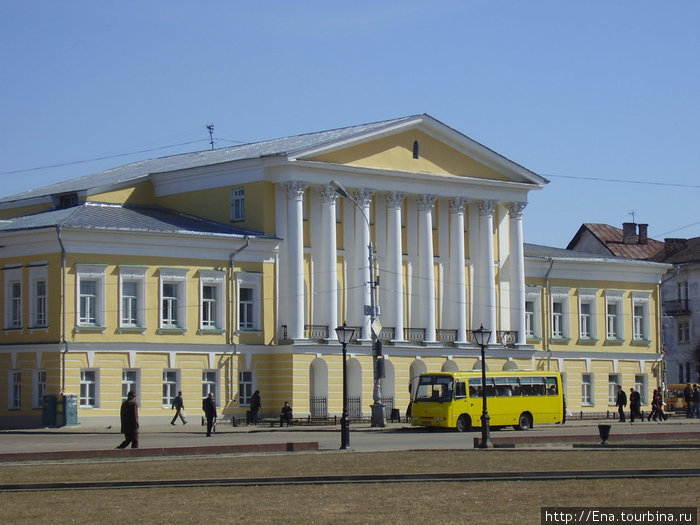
[355,189,374,340]
[478,200,497,333]
[449,198,468,343]
[321,185,339,340]
[417,195,436,342]
[386,192,406,342]
[286,182,307,340]
[508,202,527,345]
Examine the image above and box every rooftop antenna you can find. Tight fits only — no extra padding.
[206,124,215,150]
[629,210,636,224]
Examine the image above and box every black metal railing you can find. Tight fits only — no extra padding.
[380,396,394,419]
[348,396,362,419]
[310,396,328,418]
[663,299,690,316]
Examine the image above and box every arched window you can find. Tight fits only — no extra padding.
[412,140,420,159]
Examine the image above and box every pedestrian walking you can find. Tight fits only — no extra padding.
[171,390,187,425]
[116,391,139,449]
[249,390,262,424]
[629,387,642,423]
[648,389,666,422]
[615,385,627,422]
[202,392,217,437]
[693,384,700,419]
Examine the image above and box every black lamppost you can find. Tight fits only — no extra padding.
[335,323,355,450]
[470,324,492,449]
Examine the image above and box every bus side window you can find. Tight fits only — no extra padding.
[455,381,466,400]
[546,377,558,395]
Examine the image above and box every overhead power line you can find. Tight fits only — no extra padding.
[543,173,700,189]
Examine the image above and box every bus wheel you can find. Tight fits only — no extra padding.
[515,412,532,431]
[456,414,472,432]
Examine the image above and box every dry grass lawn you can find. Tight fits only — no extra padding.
[1,449,697,524]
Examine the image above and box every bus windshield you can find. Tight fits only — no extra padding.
[414,375,453,402]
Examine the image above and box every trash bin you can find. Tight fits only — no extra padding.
[63,394,78,426]
[41,395,57,427]
[598,424,611,444]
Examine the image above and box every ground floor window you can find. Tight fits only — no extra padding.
[162,370,179,407]
[581,373,592,405]
[238,370,253,406]
[80,370,98,407]
[34,370,46,409]
[9,370,21,409]
[202,370,218,401]
[122,369,139,400]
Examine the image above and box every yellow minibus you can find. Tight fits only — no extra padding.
[409,370,564,431]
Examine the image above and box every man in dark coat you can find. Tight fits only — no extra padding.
[171,391,187,425]
[116,391,139,449]
[629,387,642,423]
[202,392,217,437]
[684,383,693,418]
[250,390,262,424]
[615,385,627,422]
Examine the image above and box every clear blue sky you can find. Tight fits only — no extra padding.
[1,1,698,247]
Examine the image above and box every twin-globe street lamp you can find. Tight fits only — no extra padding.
[330,180,385,428]
[470,324,493,449]
[335,323,355,449]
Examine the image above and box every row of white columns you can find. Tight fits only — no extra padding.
[284,182,527,346]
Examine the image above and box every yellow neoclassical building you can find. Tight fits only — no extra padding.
[0,115,669,428]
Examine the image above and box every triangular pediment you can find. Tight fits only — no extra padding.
[293,115,546,187]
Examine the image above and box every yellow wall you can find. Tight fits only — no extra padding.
[90,181,156,206]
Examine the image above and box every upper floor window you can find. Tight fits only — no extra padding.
[237,272,262,332]
[159,269,188,330]
[578,289,597,340]
[525,301,535,338]
[605,291,624,340]
[412,140,420,159]
[76,265,106,328]
[119,267,146,329]
[4,266,22,330]
[525,287,542,339]
[200,270,226,331]
[632,293,650,341]
[231,188,245,221]
[29,265,48,328]
[550,288,570,340]
[678,321,690,343]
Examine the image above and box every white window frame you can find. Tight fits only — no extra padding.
[605,291,624,341]
[578,289,597,341]
[202,370,219,401]
[199,270,226,331]
[236,272,262,332]
[159,269,188,331]
[635,374,647,405]
[76,265,106,329]
[230,187,245,221]
[80,369,99,408]
[121,369,140,401]
[34,369,47,409]
[608,373,621,405]
[550,287,570,340]
[678,320,690,343]
[632,292,650,341]
[119,267,147,330]
[162,369,180,407]
[9,370,21,409]
[581,373,593,406]
[4,266,23,330]
[238,370,253,406]
[29,265,48,329]
[525,287,542,340]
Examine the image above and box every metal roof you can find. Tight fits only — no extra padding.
[0,116,421,204]
[0,202,272,238]
[566,223,665,260]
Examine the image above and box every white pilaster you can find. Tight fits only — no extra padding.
[508,202,527,345]
[286,182,307,340]
[355,189,374,340]
[417,195,437,342]
[449,198,468,343]
[386,192,406,342]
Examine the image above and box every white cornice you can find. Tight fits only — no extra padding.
[526,257,670,284]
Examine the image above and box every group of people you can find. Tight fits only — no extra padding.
[615,383,700,423]
[116,389,295,447]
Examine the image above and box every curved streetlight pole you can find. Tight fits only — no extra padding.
[331,180,385,427]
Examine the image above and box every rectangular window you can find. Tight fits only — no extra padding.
[202,286,216,327]
[231,188,245,221]
[238,370,253,406]
[580,303,591,339]
[581,373,592,406]
[122,369,139,401]
[678,321,690,343]
[202,370,218,400]
[160,269,187,330]
[632,293,650,341]
[552,301,563,338]
[119,267,146,329]
[9,370,21,409]
[635,374,646,404]
[608,374,621,405]
[121,281,139,326]
[79,280,97,325]
[80,370,97,407]
[633,304,644,340]
[28,265,49,329]
[240,288,254,330]
[76,265,106,328]
[34,370,47,409]
[162,370,178,407]
[525,300,535,338]
[4,267,22,330]
[606,291,624,340]
[34,280,47,327]
[11,281,22,328]
[200,271,226,331]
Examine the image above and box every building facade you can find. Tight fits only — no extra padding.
[0,115,669,428]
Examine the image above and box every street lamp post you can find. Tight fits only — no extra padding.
[331,180,385,427]
[470,324,492,449]
[335,323,355,450]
